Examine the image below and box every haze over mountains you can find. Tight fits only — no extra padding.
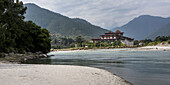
[147,23,170,39]
[24,3,108,39]
[111,15,170,40]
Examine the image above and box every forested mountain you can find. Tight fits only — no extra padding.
[147,23,170,39]
[24,3,108,39]
[111,15,170,40]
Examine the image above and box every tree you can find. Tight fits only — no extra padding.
[75,36,85,47]
[0,0,51,53]
[112,41,121,47]
[0,24,7,52]
[154,36,168,42]
[168,40,170,44]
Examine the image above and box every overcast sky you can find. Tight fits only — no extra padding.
[21,0,170,29]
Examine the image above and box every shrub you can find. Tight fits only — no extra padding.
[168,40,170,44]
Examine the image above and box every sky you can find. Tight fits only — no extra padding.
[21,0,170,29]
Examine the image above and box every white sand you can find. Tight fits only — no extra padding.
[141,46,170,50]
[0,64,131,85]
[118,46,170,51]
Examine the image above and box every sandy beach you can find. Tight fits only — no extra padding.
[117,45,170,51]
[135,45,170,51]
[0,64,131,85]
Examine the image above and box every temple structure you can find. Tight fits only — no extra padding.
[92,30,134,46]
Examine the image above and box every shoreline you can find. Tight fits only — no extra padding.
[130,45,170,51]
[0,64,132,85]
[0,52,49,64]
[50,45,170,53]
[50,46,138,52]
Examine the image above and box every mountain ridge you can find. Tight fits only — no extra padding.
[111,15,170,40]
[147,23,170,39]
[24,3,108,39]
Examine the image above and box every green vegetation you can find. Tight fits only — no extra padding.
[0,0,51,54]
[136,36,170,46]
[51,36,127,49]
[168,40,170,44]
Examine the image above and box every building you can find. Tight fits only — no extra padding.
[92,30,134,46]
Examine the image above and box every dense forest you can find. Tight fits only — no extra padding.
[0,0,51,54]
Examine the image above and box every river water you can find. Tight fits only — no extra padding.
[24,49,170,85]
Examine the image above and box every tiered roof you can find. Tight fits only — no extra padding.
[92,30,134,41]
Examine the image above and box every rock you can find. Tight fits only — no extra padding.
[5,54,9,56]
[27,52,33,55]
[0,53,5,58]
[36,51,43,55]
[43,54,48,58]
[38,54,47,58]
[9,52,15,57]
[24,58,27,61]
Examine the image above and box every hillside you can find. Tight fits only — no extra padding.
[111,15,170,40]
[24,3,108,39]
[147,23,170,39]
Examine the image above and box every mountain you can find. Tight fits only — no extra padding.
[147,23,170,39]
[24,3,108,39]
[111,15,170,40]
[73,18,92,25]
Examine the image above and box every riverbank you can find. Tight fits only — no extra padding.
[0,64,132,85]
[50,46,138,52]
[0,52,48,63]
[50,45,170,53]
[127,45,170,51]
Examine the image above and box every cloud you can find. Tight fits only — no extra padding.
[21,0,170,29]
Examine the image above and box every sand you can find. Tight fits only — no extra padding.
[117,46,170,51]
[136,46,170,51]
[0,64,131,85]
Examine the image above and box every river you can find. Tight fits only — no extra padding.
[23,49,170,85]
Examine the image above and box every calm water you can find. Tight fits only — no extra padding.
[24,49,170,85]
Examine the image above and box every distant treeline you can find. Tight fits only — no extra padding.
[134,36,170,46]
[51,36,126,49]
[51,36,170,49]
[0,0,51,53]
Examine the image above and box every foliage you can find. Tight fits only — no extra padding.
[168,40,170,44]
[0,0,51,53]
[154,36,170,42]
[75,36,85,44]
[148,42,158,46]
[134,40,139,46]
[140,39,152,46]
[139,36,170,46]
[112,41,121,47]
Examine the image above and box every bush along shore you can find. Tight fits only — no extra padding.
[0,52,49,64]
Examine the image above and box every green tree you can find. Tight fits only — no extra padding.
[75,36,85,47]
[0,0,51,53]
[154,36,168,42]
[168,40,170,44]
